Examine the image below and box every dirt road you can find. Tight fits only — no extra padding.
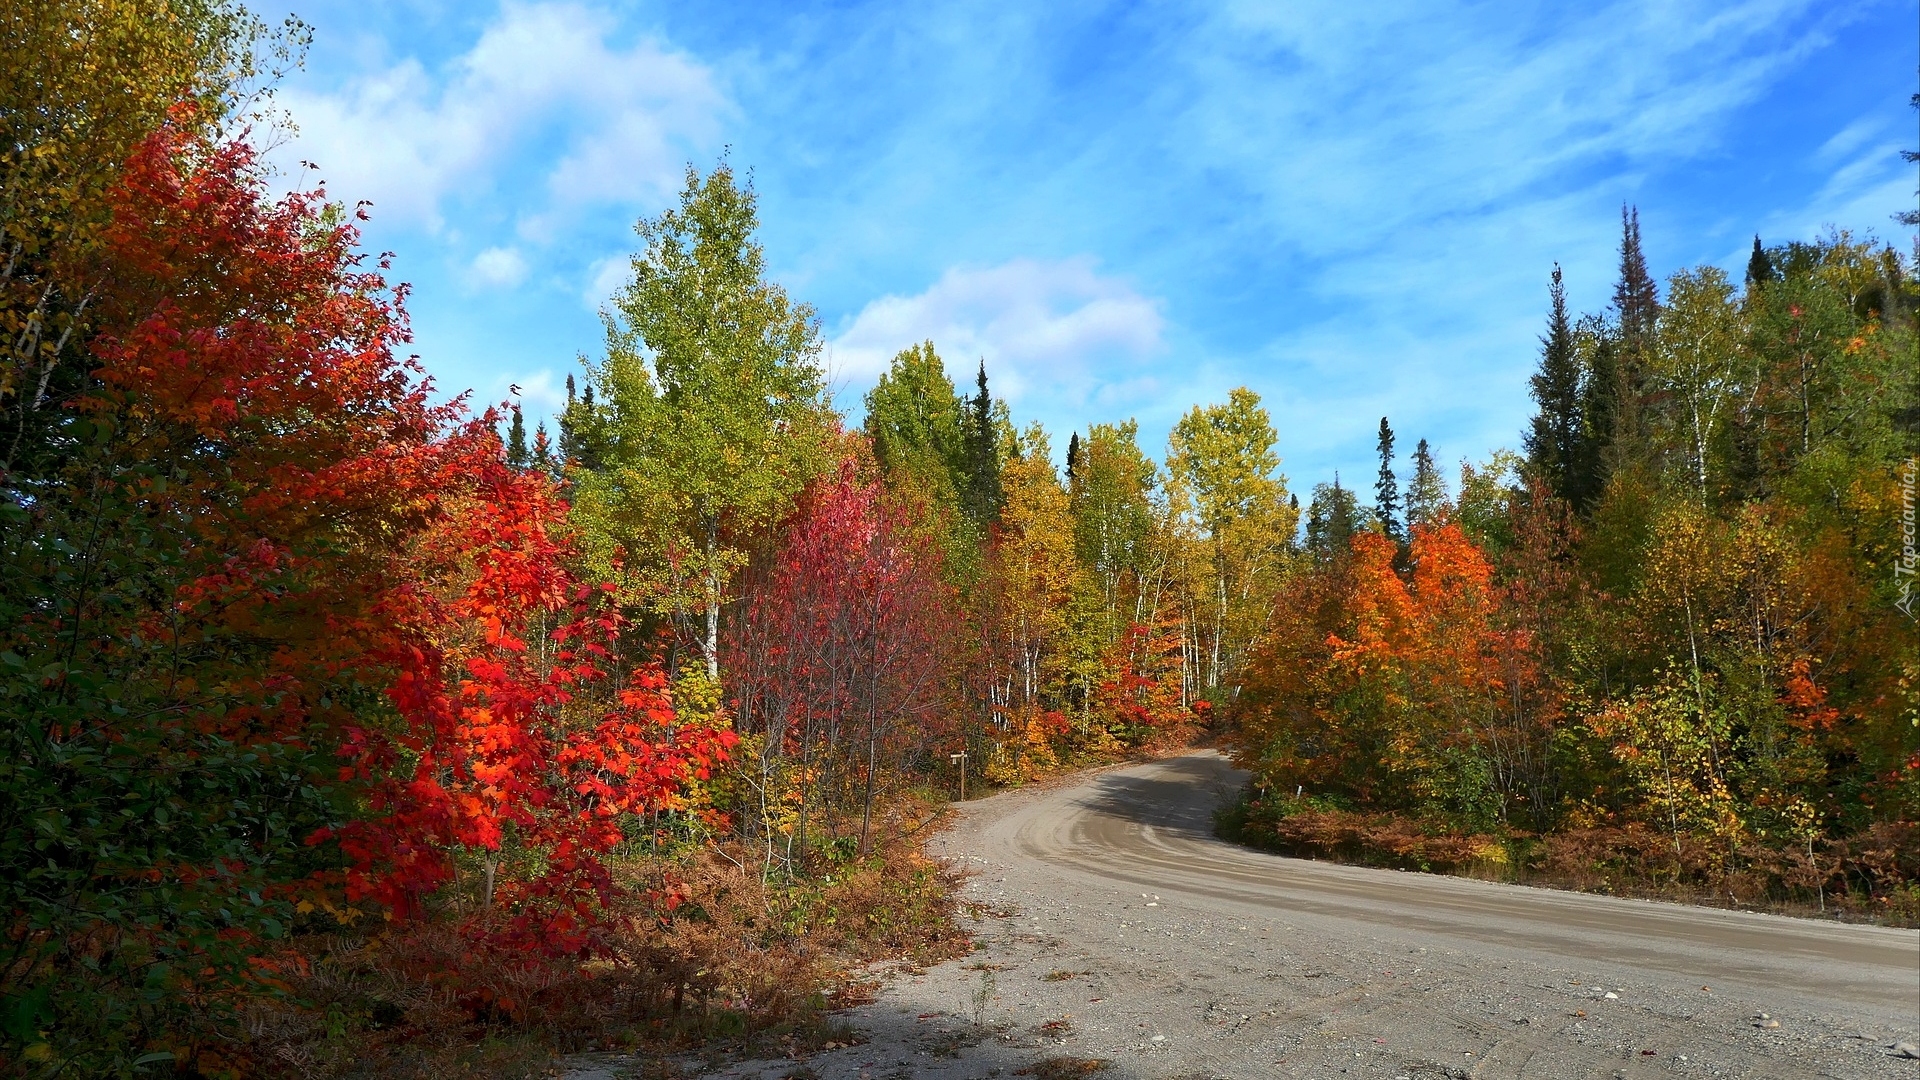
[577,750,1920,1079]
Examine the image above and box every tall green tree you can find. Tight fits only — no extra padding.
[1573,312,1620,509]
[1168,387,1295,691]
[504,404,529,467]
[1304,476,1360,562]
[1614,204,1660,347]
[1745,235,1775,287]
[960,360,1005,530]
[573,162,832,678]
[1526,264,1583,501]
[1607,205,1661,459]
[1374,416,1401,540]
[558,373,605,469]
[863,340,966,506]
[1406,437,1447,529]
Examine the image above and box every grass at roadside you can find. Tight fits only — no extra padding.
[236,808,970,1078]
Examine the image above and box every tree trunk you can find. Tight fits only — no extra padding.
[703,518,720,680]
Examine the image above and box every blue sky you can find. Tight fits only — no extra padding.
[268,0,1918,492]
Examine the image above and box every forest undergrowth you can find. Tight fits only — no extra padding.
[234,798,971,1079]
[1216,794,1920,926]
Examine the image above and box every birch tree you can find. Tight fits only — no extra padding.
[574,163,831,678]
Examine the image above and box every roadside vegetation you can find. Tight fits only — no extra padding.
[1220,211,1920,926]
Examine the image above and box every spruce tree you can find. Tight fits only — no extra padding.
[1406,437,1446,528]
[532,421,554,472]
[1613,205,1659,346]
[559,374,579,463]
[1374,417,1400,540]
[1065,430,1082,488]
[558,374,606,471]
[1745,235,1775,288]
[1573,312,1618,510]
[1525,264,1582,500]
[1305,476,1359,561]
[1608,205,1659,457]
[505,405,529,469]
[961,360,1004,528]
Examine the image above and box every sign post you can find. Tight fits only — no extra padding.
[949,750,969,802]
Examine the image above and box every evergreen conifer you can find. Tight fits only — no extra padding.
[961,360,1004,528]
[1406,437,1446,528]
[1746,235,1775,287]
[505,405,529,469]
[1525,264,1582,500]
[1374,417,1400,540]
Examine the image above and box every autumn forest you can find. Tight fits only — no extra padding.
[4,3,1918,1076]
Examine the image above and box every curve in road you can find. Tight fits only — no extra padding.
[988,751,1919,1017]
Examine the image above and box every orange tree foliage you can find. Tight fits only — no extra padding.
[0,121,729,1069]
[1235,520,1554,831]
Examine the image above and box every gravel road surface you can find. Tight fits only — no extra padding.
[571,750,1920,1080]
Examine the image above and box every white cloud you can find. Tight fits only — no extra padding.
[469,245,529,289]
[489,368,571,413]
[827,258,1164,406]
[1762,149,1914,249]
[583,254,630,309]
[1816,116,1886,164]
[277,2,727,231]
[1183,1,1835,261]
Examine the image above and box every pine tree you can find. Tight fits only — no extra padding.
[558,373,605,470]
[1065,431,1082,488]
[1745,235,1775,288]
[1406,437,1446,528]
[532,421,554,473]
[559,373,578,461]
[1305,476,1359,561]
[961,360,1004,529]
[505,405,529,468]
[1613,205,1659,346]
[1525,264,1581,500]
[1573,313,1618,509]
[1607,205,1659,459]
[1374,417,1400,540]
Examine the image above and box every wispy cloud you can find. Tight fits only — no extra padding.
[277,1,727,231]
[268,0,1902,485]
[1181,1,1836,258]
[468,246,529,289]
[827,258,1164,409]
[582,254,629,310]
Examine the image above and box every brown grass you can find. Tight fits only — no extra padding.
[1220,799,1920,926]
[1015,1056,1112,1077]
[235,820,968,1078]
